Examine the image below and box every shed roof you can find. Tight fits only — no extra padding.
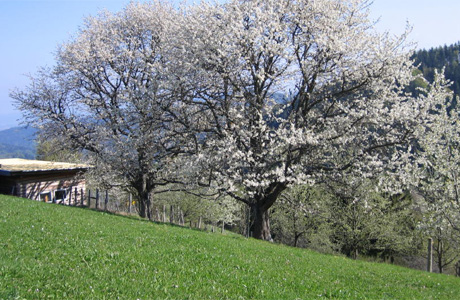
[0,158,88,176]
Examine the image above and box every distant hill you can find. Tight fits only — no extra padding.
[0,126,37,159]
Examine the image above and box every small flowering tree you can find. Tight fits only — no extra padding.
[175,0,435,240]
[412,72,460,272]
[326,174,420,260]
[11,2,187,219]
[271,185,333,249]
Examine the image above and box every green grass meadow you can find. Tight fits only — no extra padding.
[1,195,459,299]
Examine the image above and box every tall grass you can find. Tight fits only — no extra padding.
[1,195,459,299]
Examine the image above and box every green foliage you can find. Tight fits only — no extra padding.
[271,183,422,261]
[35,135,83,163]
[153,190,243,230]
[1,195,459,299]
[271,185,337,253]
[407,69,429,97]
[0,143,35,159]
[330,191,421,261]
[431,228,460,274]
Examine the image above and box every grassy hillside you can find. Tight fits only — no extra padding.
[1,195,459,299]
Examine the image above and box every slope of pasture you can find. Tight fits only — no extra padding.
[0,195,458,299]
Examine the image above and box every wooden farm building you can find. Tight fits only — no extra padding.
[0,158,88,204]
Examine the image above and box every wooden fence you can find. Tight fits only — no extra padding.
[47,187,228,233]
[84,189,227,232]
[58,187,85,207]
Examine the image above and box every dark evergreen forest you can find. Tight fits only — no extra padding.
[411,42,460,101]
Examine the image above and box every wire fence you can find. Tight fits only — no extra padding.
[54,188,230,233]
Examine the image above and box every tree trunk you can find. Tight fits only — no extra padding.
[251,204,273,241]
[249,183,287,241]
[138,198,147,218]
[294,234,299,248]
[353,248,359,260]
[294,232,304,248]
[438,240,443,274]
[136,186,151,220]
[135,173,153,220]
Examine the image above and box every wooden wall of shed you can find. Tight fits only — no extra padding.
[2,171,86,202]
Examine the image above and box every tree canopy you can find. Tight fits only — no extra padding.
[11,0,446,240]
[11,1,191,219]
[173,0,438,240]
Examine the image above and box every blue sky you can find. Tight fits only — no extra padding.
[1,0,460,130]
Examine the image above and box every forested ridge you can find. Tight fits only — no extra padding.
[0,127,36,159]
[411,42,460,99]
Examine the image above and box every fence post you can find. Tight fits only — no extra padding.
[155,207,160,222]
[128,194,132,213]
[162,205,166,223]
[246,206,251,238]
[88,190,91,208]
[179,208,184,226]
[170,205,174,224]
[427,238,433,273]
[221,221,225,233]
[68,188,72,206]
[95,189,99,210]
[105,190,109,212]
[198,216,202,229]
[80,188,84,207]
[74,187,78,206]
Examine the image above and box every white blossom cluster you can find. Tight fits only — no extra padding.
[176,0,428,205]
[411,71,460,237]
